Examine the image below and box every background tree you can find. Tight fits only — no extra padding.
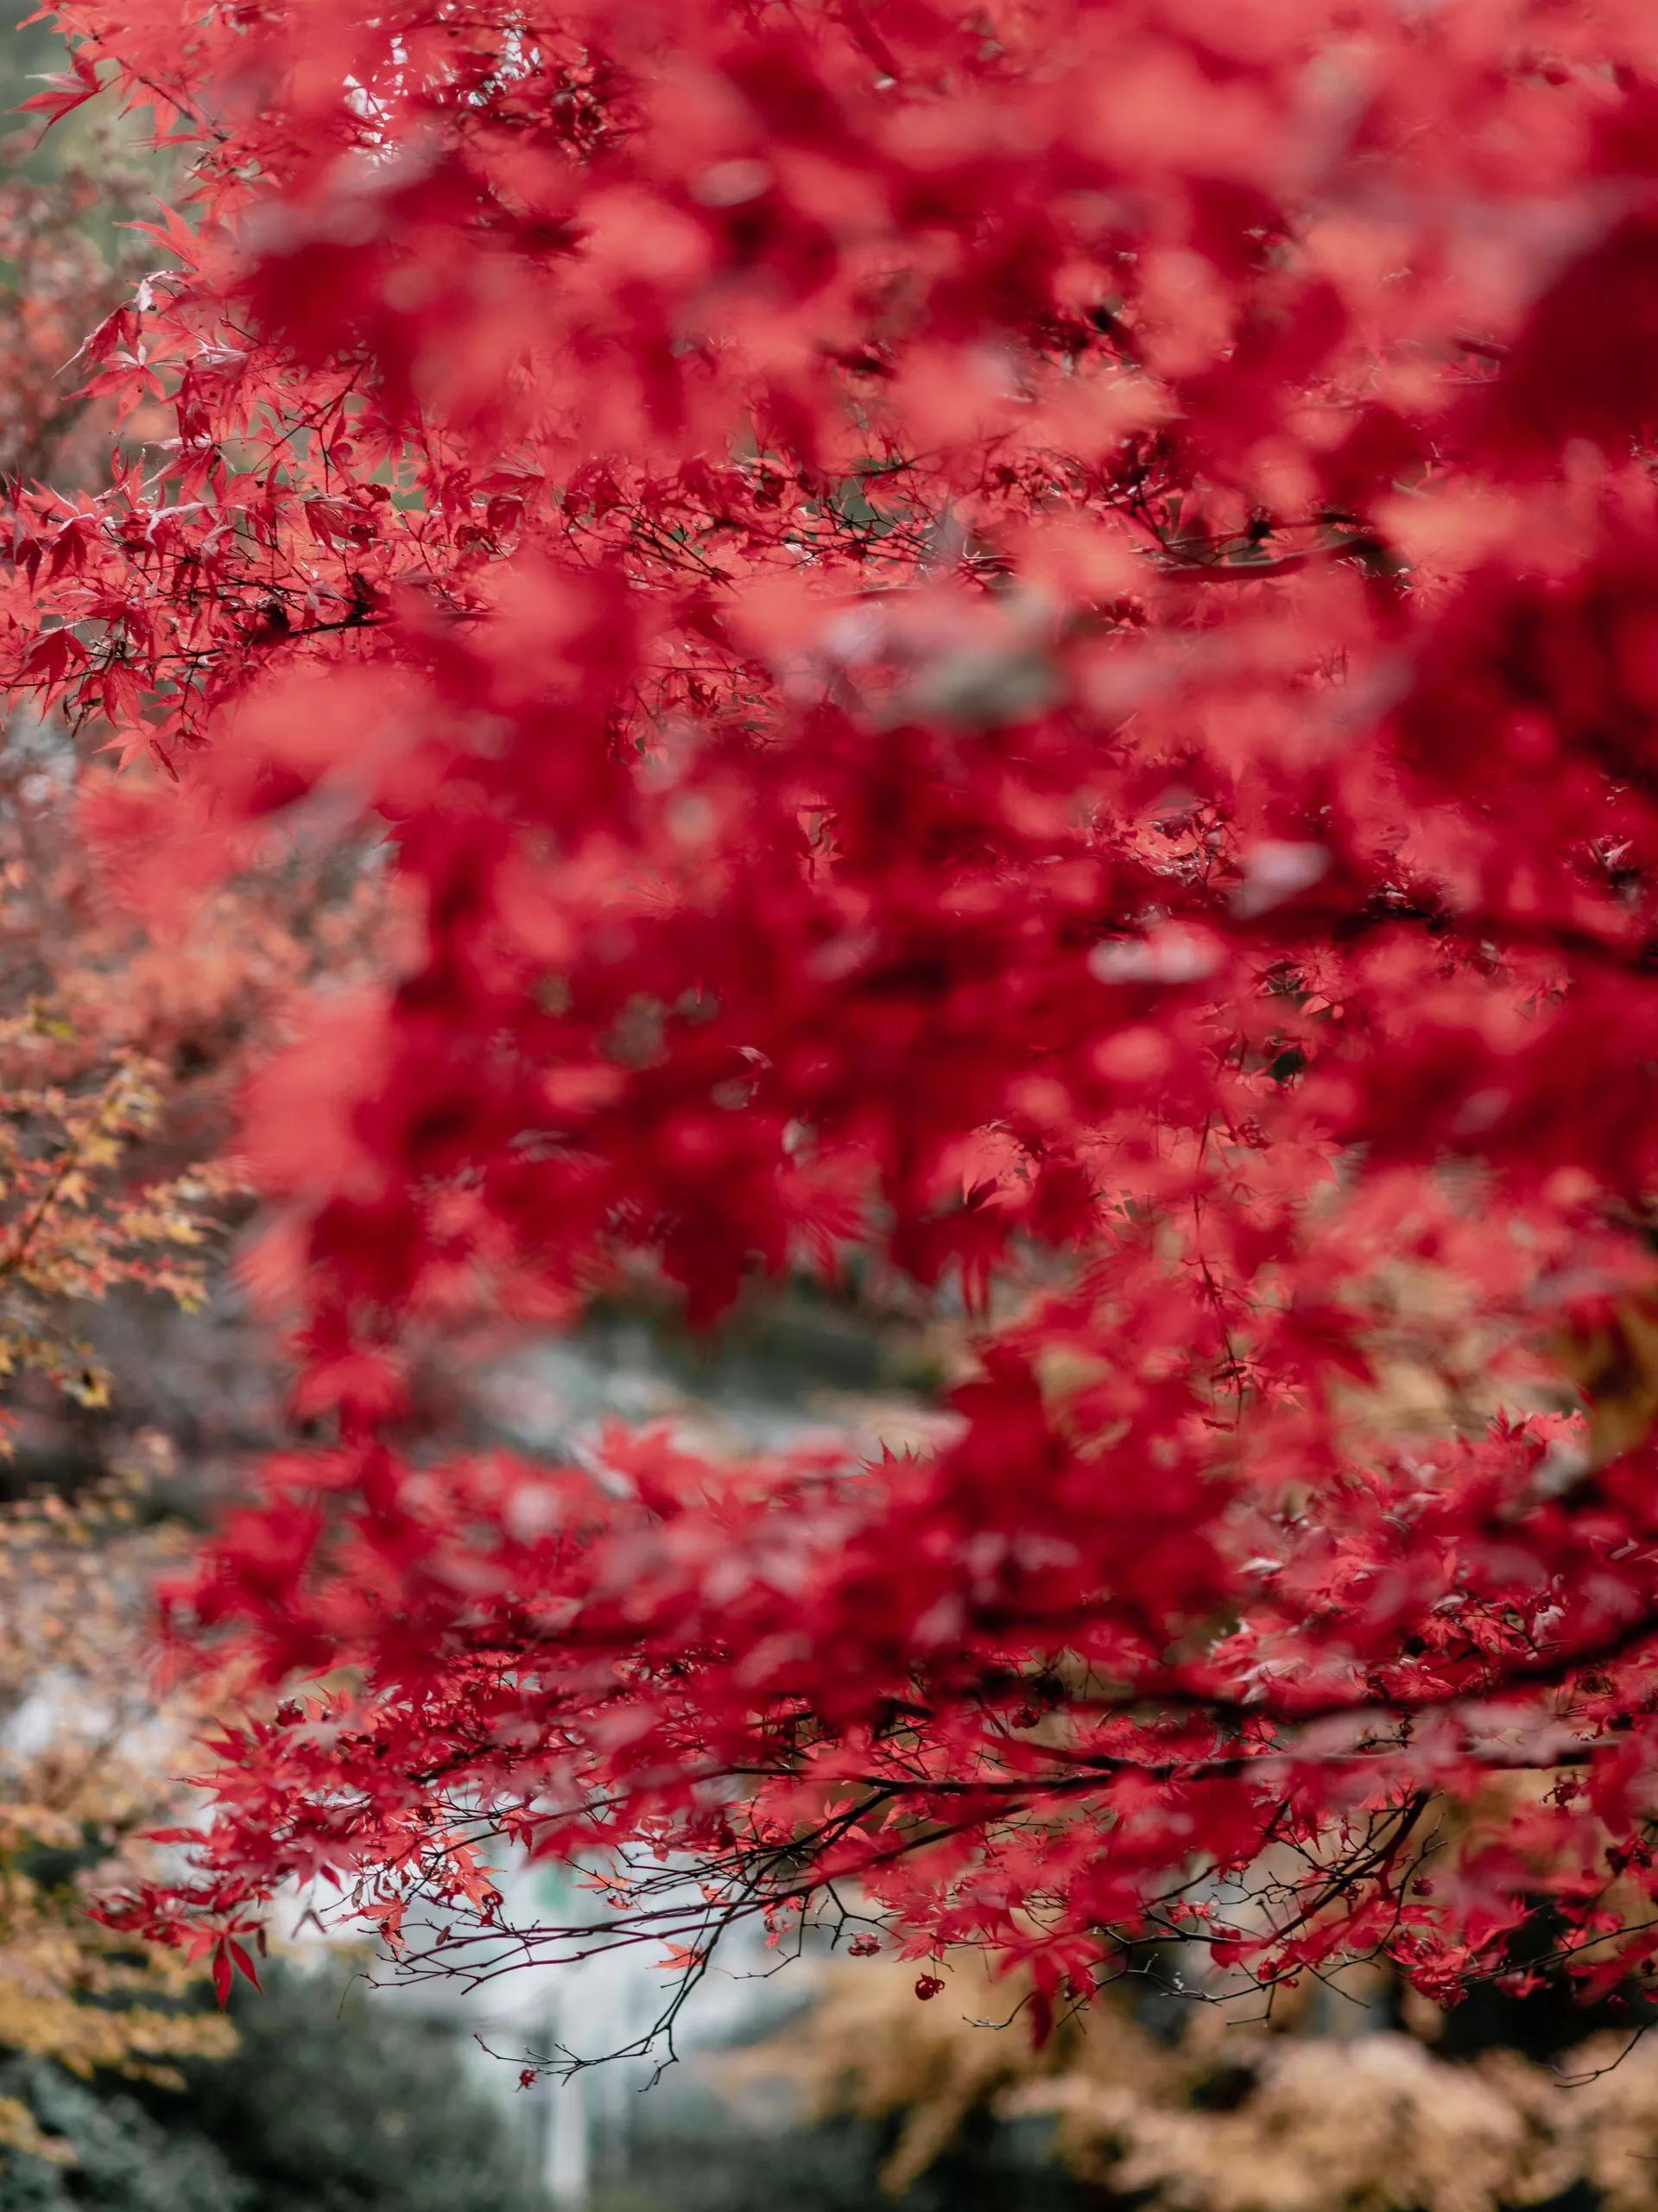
[0,1962,542,2210]
[0,1475,236,2169]
[0,10,395,2177]
[0,26,241,2165]
[755,1950,1658,2212]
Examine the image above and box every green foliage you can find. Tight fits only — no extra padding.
[0,2063,244,2212]
[180,1968,542,2212]
[0,1966,541,2212]
[603,2108,1085,2212]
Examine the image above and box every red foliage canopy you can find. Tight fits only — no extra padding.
[16,0,1658,2049]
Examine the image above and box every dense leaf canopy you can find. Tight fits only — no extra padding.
[13,0,1658,2056]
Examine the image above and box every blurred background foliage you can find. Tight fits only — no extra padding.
[0,1964,541,2210]
[731,1953,1658,2212]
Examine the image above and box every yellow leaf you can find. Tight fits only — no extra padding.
[1556,1296,1658,1465]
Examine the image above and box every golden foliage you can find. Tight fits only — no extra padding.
[0,1046,233,1429]
[0,1474,235,2146]
[760,1960,1658,2212]
[1555,1295,1658,1467]
[0,2093,75,2164]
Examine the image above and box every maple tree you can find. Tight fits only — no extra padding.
[19,0,1658,2063]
